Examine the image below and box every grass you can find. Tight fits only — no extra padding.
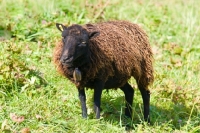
[0,0,200,132]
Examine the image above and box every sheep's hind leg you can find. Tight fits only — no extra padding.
[120,83,134,118]
[138,83,150,123]
[93,79,104,119]
[78,88,87,118]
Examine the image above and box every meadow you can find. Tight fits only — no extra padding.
[0,0,200,132]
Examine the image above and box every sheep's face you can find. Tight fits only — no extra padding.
[56,23,99,67]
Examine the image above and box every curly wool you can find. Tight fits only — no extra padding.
[53,20,154,89]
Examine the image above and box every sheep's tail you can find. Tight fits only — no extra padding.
[135,26,154,88]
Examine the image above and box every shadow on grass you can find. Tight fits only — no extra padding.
[98,93,199,130]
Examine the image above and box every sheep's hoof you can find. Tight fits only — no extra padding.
[82,114,87,119]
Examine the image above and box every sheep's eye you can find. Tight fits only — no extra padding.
[78,41,86,46]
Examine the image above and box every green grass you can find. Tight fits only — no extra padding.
[0,0,200,132]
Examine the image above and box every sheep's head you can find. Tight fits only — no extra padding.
[56,23,99,67]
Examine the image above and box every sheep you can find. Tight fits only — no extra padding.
[53,20,154,123]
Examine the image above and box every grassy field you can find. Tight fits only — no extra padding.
[0,0,200,132]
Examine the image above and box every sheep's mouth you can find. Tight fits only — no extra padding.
[61,54,86,67]
[62,62,73,67]
[60,56,74,67]
[62,63,73,68]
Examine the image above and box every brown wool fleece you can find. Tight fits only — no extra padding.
[53,20,154,89]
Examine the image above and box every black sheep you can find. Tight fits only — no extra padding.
[53,20,154,122]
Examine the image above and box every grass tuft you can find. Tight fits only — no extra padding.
[0,0,200,132]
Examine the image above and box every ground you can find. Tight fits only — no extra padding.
[0,0,200,132]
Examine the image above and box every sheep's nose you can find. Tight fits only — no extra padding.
[60,57,65,63]
[60,56,73,64]
[60,57,68,63]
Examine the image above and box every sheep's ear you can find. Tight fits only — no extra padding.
[86,24,100,39]
[89,31,100,39]
[56,23,67,32]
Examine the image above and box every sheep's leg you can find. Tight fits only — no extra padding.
[120,83,134,118]
[138,84,150,123]
[93,80,104,119]
[78,88,87,118]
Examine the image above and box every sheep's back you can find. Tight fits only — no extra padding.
[88,21,154,86]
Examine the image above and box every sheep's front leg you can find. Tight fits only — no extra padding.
[93,80,104,119]
[120,83,134,118]
[78,88,87,118]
